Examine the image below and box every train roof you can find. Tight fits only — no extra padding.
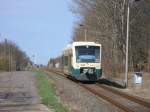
[72,41,101,46]
[63,41,101,55]
[63,42,101,51]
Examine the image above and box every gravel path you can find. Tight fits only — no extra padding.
[0,71,52,112]
[46,71,124,112]
[105,72,150,101]
[122,72,150,100]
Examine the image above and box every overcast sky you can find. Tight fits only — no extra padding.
[0,0,75,65]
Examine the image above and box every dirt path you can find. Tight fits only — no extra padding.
[0,71,52,112]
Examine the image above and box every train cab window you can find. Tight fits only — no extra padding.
[75,46,100,63]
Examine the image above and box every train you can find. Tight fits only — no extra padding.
[49,41,102,81]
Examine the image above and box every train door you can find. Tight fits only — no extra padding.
[62,55,68,73]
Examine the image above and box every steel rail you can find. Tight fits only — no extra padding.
[46,69,150,112]
[81,84,135,112]
[97,84,150,109]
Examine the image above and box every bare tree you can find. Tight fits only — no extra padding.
[70,0,150,78]
[0,39,31,71]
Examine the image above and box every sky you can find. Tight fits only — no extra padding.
[0,0,75,65]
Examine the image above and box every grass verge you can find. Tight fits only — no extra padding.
[36,72,66,112]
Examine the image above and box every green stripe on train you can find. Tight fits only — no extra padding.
[96,69,102,77]
[69,68,80,76]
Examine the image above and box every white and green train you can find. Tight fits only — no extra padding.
[62,42,102,81]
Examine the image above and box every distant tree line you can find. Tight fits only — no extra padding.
[48,56,62,69]
[0,39,32,71]
[70,0,150,77]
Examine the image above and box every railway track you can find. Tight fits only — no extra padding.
[97,84,150,109]
[81,84,150,112]
[46,69,150,112]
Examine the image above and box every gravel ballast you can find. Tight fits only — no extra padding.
[46,71,124,112]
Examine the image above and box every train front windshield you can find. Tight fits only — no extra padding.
[75,46,100,63]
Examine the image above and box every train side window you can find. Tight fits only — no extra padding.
[64,56,68,66]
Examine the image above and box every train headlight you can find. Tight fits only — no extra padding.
[88,69,94,74]
[83,68,88,74]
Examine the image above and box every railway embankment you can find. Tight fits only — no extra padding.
[3,70,148,112]
[45,71,124,112]
[45,70,150,112]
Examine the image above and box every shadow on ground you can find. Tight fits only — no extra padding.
[98,79,126,89]
[67,75,126,88]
